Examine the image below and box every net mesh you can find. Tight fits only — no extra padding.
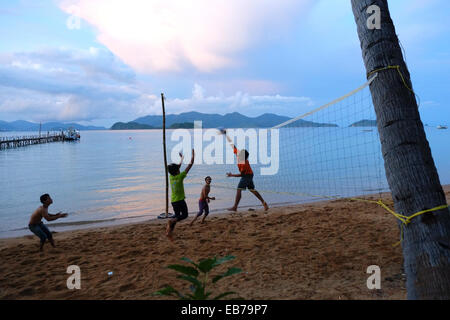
[216,76,389,204]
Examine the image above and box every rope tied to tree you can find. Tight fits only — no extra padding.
[206,182,448,247]
[350,197,449,247]
[367,65,421,106]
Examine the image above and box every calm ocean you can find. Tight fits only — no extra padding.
[1,128,448,238]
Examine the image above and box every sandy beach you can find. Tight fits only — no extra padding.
[1,186,449,300]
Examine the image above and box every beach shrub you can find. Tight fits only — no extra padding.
[153,255,243,300]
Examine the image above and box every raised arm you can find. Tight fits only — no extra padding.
[184,149,195,174]
[178,152,184,166]
[219,129,238,153]
[225,134,236,151]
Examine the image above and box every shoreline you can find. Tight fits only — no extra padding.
[0,197,327,239]
[0,186,448,299]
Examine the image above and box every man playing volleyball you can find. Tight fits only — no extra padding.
[220,129,269,212]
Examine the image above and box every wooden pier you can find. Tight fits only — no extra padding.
[0,133,66,150]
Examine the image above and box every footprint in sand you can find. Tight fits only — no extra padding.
[19,288,35,296]
[19,259,36,266]
[54,284,65,291]
[119,283,136,292]
[67,256,82,262]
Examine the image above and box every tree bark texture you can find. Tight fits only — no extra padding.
[351,0,450,299]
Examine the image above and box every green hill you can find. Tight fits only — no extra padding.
[110,122,156,130]
[169,122,194,129]
[349,120,377,127]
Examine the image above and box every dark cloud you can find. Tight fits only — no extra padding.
[15,47,136,83]
[0,48,145,123]
[0,47,140,100]
[0,64,138,100]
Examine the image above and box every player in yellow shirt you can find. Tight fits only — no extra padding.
[166,149,195,240]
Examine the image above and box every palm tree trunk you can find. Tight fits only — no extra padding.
[351,0,450,299]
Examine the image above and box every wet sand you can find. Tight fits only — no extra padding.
[1,186,449,300]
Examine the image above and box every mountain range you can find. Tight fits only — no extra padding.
[1,113,376,131]
[0,120,105,132]
[117,112,338,129]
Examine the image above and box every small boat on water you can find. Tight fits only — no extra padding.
[437,125,448,130]
[64,127,80,141]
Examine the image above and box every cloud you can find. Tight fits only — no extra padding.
[1,79,313,124]
[0,85,146,123]
[0,48,143,123]
[9,47,135,83]
[0,48,314,124]
[0,48,138,97]
[59,0,312,73]
[145,83,314,117]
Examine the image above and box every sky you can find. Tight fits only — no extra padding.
[0,0,449,128]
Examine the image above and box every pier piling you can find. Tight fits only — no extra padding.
[0,133,66,150]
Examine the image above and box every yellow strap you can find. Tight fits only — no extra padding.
[208,182,449,246]
[367,65,415,96]
[347,196,449,246]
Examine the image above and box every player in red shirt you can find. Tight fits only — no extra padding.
[222,130,269,212]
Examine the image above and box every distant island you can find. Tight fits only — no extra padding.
[109,112,339,129]
[0,120,106,132]
[169,122,194,129]
[110,122,156,130]
[286,119,338,128]
[110,121,196,130]
[349,120,377,127]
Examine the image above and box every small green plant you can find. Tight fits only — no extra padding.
[153,255,243,300]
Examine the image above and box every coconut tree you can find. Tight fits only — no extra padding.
[351,0,450,299]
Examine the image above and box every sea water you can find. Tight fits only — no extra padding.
[0,128,448,238]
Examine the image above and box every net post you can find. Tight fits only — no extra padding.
[161,93,169,217]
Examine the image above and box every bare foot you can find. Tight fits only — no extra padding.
[189,217,197,226]
[263,202,269,211]
[49,239,56,248]
[166,221,172,235]
[227,207,237,212]
[166,229,174,241]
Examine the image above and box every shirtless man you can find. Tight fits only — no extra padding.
[28,194,68,251]
[190,176,215,226]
